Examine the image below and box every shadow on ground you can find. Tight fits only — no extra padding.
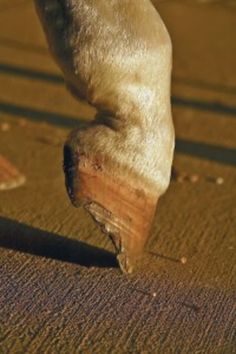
[175,139,236,166]
[0,216,118,268]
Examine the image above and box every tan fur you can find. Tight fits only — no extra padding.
[34,0,175,196]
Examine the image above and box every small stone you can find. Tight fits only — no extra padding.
[189,174,199,183]
[180,257,187,264]
[216,177,224,185]
[152,292,157,297]
[1,123,10,132]
[206,176,224,185]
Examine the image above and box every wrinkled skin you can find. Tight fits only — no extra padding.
[34,0,174,194]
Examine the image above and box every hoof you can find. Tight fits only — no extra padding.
[63,145,158,273]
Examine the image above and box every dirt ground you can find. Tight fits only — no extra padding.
[0,0,235,353]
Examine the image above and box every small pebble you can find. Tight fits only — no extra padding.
[152,292,157,298]
[189,174,199,183]
[1,123,10,132]
[206,176,224,185]
[180,257,187,264]
[216,177,224,185]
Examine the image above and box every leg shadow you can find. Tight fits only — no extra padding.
[176,138,236,166]
[0,216,118,268]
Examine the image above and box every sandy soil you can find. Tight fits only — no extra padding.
[0,1,235,353]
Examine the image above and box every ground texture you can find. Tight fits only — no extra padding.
[0,0,235,353]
